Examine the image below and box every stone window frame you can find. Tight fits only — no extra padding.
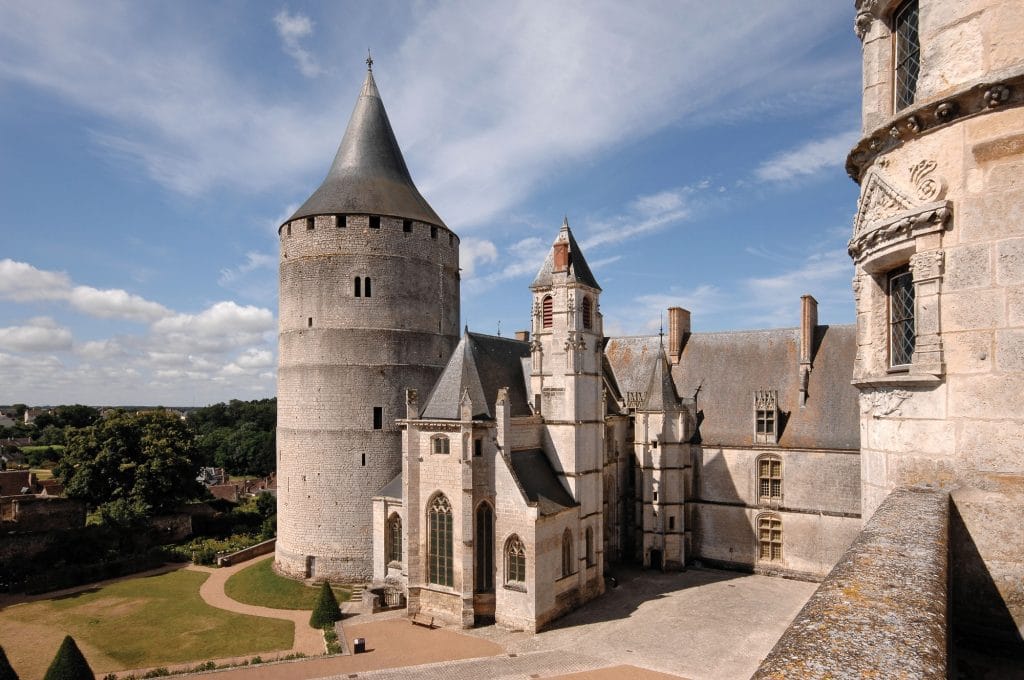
[757,512,783,563]
[753,390,779,445]
[560,528,575,578]
[430,435,450,455]
[888,266,916,368]
[475,502,494,593]
[427,493,454,588]
[386,512,402,566]
[504,534,527,590]
[581,295,593,330]
[756,454,783,505]
[541,295,553,329]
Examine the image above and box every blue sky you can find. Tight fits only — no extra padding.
[0,1,863,407]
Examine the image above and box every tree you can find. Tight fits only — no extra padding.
[11,404,27,420]
[56,410,204,520]
[43,636,93,680]
[309,582,342,628]
[0,644,19,680]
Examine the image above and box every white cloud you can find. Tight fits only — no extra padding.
[273,9,323,78]
[218,252,276,286]
[151,301,276,353]
[755,130,859,183]
[68,285,171,322]
[583,185,698,250]
[0,259,71,302]
[459,238,498,278]
[0,317,73,352]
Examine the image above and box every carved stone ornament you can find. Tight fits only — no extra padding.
[529,338,543,353]
[909,159,946,202]
[984,84,1011,108]
[853,0,877,40]
[849,166,952,261]
[754,389,778,410]
[910,250,944,280]
[851,274,863,302]
[846,73,1024,181]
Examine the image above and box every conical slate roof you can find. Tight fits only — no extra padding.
[420,331,531,420]
[531,218,601,290]
[643,346,681,411]
[286,67,445,227]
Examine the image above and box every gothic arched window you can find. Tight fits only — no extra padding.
[427,494,453,587]
[561,529,574,577]
[505,535,526,586]
[542,295,553,328]
[475,503,494,592]
[581,296,592,330]
[386,513,402,564]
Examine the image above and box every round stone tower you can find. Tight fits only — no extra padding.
[275,63,460,581]
[849,0,1024,646]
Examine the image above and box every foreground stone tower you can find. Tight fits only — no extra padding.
[849,0,1023,646]
[276,63,460,581]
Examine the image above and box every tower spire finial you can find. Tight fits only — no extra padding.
[366,49,373,71]
[659,313,665,347]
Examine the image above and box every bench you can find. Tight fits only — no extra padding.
[410,612,435,629]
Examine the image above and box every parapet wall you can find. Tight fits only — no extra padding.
[753,487,949,680]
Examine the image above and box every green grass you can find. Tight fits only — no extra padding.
[21,445,65,454]
[30,467,54,480]
[224,558,351,610]
[0,568,293,676]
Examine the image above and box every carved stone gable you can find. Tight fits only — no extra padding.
[853,168,914,236]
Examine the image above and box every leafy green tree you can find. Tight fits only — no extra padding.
[309,581,342,628]
[56,410,204,520]
[43,636,93,680]
[189,399,276,476]
[0,644,19,680]
[10,404,27,419]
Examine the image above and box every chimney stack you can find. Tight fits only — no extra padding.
[799,295,818,407]
[667,307,691,364]
[515,330,530,342]
[553,241,569,273]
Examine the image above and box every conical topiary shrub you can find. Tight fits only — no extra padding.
[309,581,341,628]
[43,636,93,680]
[0,645,19,680]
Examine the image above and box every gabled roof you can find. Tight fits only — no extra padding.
[420,331,532,420]
[531,218,601,291]
[507,449,577,516]
[286,68,446,228]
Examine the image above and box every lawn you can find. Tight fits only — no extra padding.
[0,568,293,679]
[224,558,351,610]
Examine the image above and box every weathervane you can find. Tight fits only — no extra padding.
[366,49,373,71]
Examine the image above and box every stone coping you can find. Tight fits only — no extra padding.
[752,487,949,680]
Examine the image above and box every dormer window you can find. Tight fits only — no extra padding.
[754,390,778,445]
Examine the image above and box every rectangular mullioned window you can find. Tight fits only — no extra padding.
[894,0,920,111]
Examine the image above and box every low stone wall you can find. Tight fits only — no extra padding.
[217,538,276,567]
[753,487,949,680]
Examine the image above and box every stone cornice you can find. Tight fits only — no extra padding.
[847,71,1024,182]
[848,201,951,262]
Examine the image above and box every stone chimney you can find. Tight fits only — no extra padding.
[553,241,569,273]
[667,307,691,364]
[799,295,818,406]
[515,330,530,342]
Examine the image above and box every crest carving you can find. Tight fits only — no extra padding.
[910,160,946,202]
[853,168,914,236]
[910,250,944,280]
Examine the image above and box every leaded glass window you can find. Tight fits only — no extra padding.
[428,494,453,587]
[890,269,915,367]
[894,0,920,110]
[758,457,782,501]
[475,503,494,592]
[387,514,402,564]
[758,514,782,562]
[505,535,526,585]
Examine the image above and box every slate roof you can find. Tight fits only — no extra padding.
[286,68,446,228]
[420,331,532,420]
[378,473,402,500]
[507,449,577,516]
[605,335,664,399]
[672,325,860,450]
[531,219,601,291]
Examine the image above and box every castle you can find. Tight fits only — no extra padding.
[277,0,1023,646]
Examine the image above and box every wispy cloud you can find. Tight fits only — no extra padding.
[755,130,859,183]
[273,9,323,78]
[0,317,73,352]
